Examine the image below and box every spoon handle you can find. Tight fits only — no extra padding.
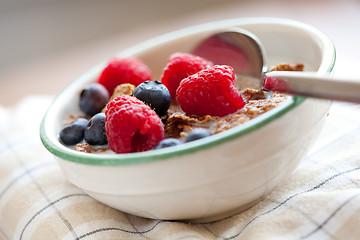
[264,71,360,103]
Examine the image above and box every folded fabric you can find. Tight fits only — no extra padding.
[0,96,359,240]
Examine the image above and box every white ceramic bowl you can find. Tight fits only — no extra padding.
[40,18,335,221]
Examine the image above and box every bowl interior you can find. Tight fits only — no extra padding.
[40,18,335,166]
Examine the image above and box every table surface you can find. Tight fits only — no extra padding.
[1,0,360,107]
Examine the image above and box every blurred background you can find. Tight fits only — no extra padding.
[1,0,360,106]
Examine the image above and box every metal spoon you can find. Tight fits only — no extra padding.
[192,29,360,103]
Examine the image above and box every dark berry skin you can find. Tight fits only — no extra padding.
[185,128,211,142]
[84,113,108,145]
[59,118,88,145]
[153,138,183,150]
[133,80,171,117]
[79,83,110,116]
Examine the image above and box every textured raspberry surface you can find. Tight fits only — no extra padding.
[176,65,245,117]
[98,58,152,95]
[105,95,164,153]
[263,76,294,93]
[160,52,213,99]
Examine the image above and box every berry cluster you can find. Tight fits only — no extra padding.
[60,53,246,153]
[59,82,109,147]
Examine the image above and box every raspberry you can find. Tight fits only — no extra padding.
[263,76,294,93]
[105,95,164,153]
[160,52,213,99]
[98,57,152,95]
[176,65,245,117]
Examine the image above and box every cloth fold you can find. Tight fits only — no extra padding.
[0,96,359,240]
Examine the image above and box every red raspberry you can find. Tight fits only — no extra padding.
[98,57,152,95]
[263,76,294,93]
[160,52,213,99]
[105,95,164,153]
[176,65,245,117]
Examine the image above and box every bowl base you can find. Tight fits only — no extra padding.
[186,196,264,224]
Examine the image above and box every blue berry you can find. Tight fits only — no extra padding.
[185,128,211,142]
[153,138,183,149]
[133,80,171,117]
[79,83,109,116]
[84,113,107,145]
[59,118,88,145]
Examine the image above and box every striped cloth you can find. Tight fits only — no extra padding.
[0,95,359,240]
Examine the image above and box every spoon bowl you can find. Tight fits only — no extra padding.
[192,28,266,81]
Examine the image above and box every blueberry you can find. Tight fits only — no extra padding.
[59,118,88,145]
[154,138,183,149]
[185,128,211,142]
[133,80,171,117]
[79,83,109,116]
[84,112,107,145]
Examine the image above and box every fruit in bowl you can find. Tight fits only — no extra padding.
[60,55,287,154]
[40,18,335,221]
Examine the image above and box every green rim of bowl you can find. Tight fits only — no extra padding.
[39,18,336,166]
